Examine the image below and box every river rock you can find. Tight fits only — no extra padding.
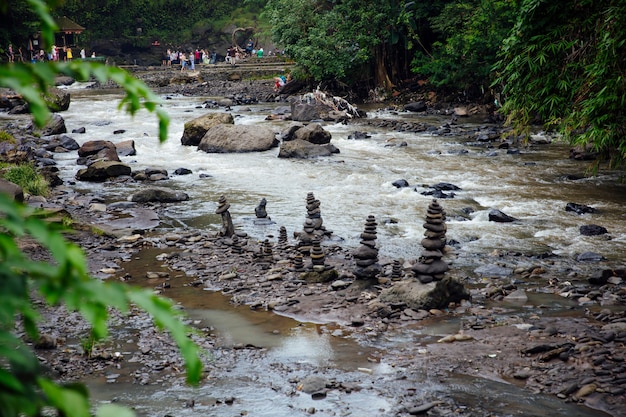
[44,87,70,112]
[30,113,67,136]
[130,188,189,203]
[392,179,410,188]
[565,202,596,215]
[576,252,605,262]
[0,178,24,201]
[404,101,427,112]
[77,140,120,164]
[488,209,518,222]
[180,112,234,146]
[278,122,304,141]
[198,124,278,153]
[579,224,608,236]
[379,277,469,311]
[474,264,514,278]
[116,140,136,156]
[44,134,79,152]
[293,123,332,145]
[277,139,337,159]
[75,160,131,181]
[290,102,322,121]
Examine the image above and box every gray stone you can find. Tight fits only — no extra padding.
[198,124,278,153]
[75,160,131,181]
[0,178,24,202]
[116,139,136,156]
[278,139,336,159]
[293,123,332,144]
[181,112,234,146]
[131,188,189,203]
[379,277,470,310]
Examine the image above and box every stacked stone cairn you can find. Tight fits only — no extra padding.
[297,218,317,255]
[278,226,288,246]
[309,236,326,271]
[230,234,244,254]
[255,198,268,218]
[412,199,449,283]
[306,192,323,230]
[353,215,382,281]
[292,254,305,272]
[215,195,235,237]
[391,259,403,280]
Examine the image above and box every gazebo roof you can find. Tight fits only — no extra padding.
[56,16,85,34]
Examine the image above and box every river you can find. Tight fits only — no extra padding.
[54,87,624,416]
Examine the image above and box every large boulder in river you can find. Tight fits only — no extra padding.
[278,139,338,159]
[198,124,278,153]
[378,277,469,310]
[44,87,70,112]
[77,140,120,164]
[291,101,323,121]
[27,113,67,136]
[75,160,131,181]
[181,112,234,146]
[294,123,332,144]
[131,188,189,203]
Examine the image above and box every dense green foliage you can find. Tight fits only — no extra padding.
[412,0,517,99]
[264,0,417,89]
[0,1,202,416]
[493,0,626,168]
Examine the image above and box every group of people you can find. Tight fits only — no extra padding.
[163,42,269,70]
[163,48,217,70]
[6,42,97,63]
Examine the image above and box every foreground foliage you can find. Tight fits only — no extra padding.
[0,1,202,417]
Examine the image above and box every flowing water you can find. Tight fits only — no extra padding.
[54,87,624,416]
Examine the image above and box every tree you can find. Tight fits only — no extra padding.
[493,0,626,169]
[264,0,417,90]
[412,0,517,100]
[0,1,202,416]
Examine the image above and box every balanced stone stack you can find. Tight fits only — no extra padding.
[255,198,268,218]
[292,254,305,272]
[230,234,244,254]
[297,218,317,254]
[305,192,323,230]
[353,215,382,281]
[309,237,325,270]
[278,226,288,245]
[412,199,449,283]
[216,195,235,237]
[391,259,403,280]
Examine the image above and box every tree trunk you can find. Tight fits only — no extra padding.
[374,45,394,91]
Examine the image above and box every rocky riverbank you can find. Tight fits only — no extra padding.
[3,67,625,416]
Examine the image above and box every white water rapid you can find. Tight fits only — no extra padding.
[57,88,626,271]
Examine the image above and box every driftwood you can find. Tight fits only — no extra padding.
[231,26,255,53]
[300,87,361,118]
